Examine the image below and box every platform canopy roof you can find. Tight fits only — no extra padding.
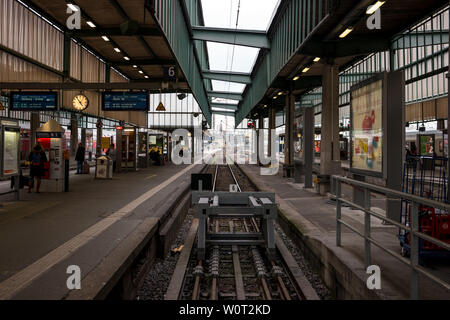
[223,0,450,124]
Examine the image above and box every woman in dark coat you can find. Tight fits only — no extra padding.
[28,142,47,193]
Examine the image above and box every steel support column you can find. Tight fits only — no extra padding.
[386,71,406,222]
[319,64,340,194]
[303,107,314,188]
[30,112,40,151]
[284,93,295,177]
[268,107,276,158]
[70,114,78,157]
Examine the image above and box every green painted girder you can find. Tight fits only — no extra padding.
[212,110,235,117]
[392,31,449,50]
[207,91,243,101]
[191,26,270,49]
[210,103,238,111]
[202,70,251,84]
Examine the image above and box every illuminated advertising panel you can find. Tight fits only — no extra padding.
[350,76,384,176]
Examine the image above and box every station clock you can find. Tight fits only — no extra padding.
[72,94,89,111]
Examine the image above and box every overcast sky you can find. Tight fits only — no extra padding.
[201,0,279,127]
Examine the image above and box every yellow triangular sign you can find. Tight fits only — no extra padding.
[156,102,166,111]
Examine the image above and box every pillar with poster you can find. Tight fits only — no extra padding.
[35,119,67,192]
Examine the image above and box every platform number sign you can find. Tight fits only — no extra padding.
[163,66,177,81]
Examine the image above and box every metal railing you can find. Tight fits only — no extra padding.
[331,175,450,300]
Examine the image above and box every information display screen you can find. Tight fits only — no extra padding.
[10,92,57,111]
[102,92,149,111]
[350,79,383,175]
[3,127,20,176]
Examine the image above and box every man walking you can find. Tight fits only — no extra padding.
[75,142,85,174]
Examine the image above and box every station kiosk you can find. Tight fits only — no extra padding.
[36,119,67,192]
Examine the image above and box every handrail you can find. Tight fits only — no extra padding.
[333,175,450,211]
[331,175,450,300]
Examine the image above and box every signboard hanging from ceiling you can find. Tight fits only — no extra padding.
[10,92,58,111]
[163,66,177,81]
[102,92,149,111]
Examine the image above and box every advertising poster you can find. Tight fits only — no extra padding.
[3,128,19,176]
[294,115,304,161]
[351,79,383,174]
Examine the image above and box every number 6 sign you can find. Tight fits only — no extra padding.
[163,66,177,81]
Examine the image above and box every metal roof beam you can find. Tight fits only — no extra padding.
[392,31,449,50]
[0,82,189,90]
[202,70,251,84]
[192,26,270,49]
[207,91,243,101]
[212,110,236,117]
[210,103,238,111]
[68,27,160,37]
[302,37,391,58]
[114,59,176,66]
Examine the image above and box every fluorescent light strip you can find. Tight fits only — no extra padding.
[293,76,300,81]
[339,27,353,38]
[124,56,130,61]
[366,1,385,15]
[86,21,96,28]
[114,48,121,53]
[102,36,109,41]
[67,3,78,11]
[313,57,321,62]
[302,67,310,73]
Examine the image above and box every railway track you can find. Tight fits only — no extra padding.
[166,156,319,301]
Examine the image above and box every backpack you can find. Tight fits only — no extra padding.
[31,152,41,166]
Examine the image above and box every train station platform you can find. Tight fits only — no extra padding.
[238,164,450,300]
[0,163,205,300]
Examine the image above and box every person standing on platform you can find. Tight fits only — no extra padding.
[28,142,47,193]
[75,142,85,174]
[106,143,117,172]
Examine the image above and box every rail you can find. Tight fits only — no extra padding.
[331,175,450,300]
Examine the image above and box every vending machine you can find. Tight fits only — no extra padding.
[36,119,67,192]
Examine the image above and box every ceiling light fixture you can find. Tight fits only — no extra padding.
[293,76,300,81]
[302,66,310,73]
[133,65,137,68]
[67,4,78,11]
[102,36,109,41]
[114,48,121,53]
[339,27,353,38]
[144,75,149,79]
[86,21,96,28]
[278,91,283,96]
[124,56,130,61]
[138,70,143,74]
[366,1,386,15]
[313,57,321,62]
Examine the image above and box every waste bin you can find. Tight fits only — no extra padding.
[95,156,113,179]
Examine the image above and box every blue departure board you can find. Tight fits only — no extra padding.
[102,92,149,111]
[10,92,57,111]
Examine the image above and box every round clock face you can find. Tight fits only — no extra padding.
[73,94,89,111]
